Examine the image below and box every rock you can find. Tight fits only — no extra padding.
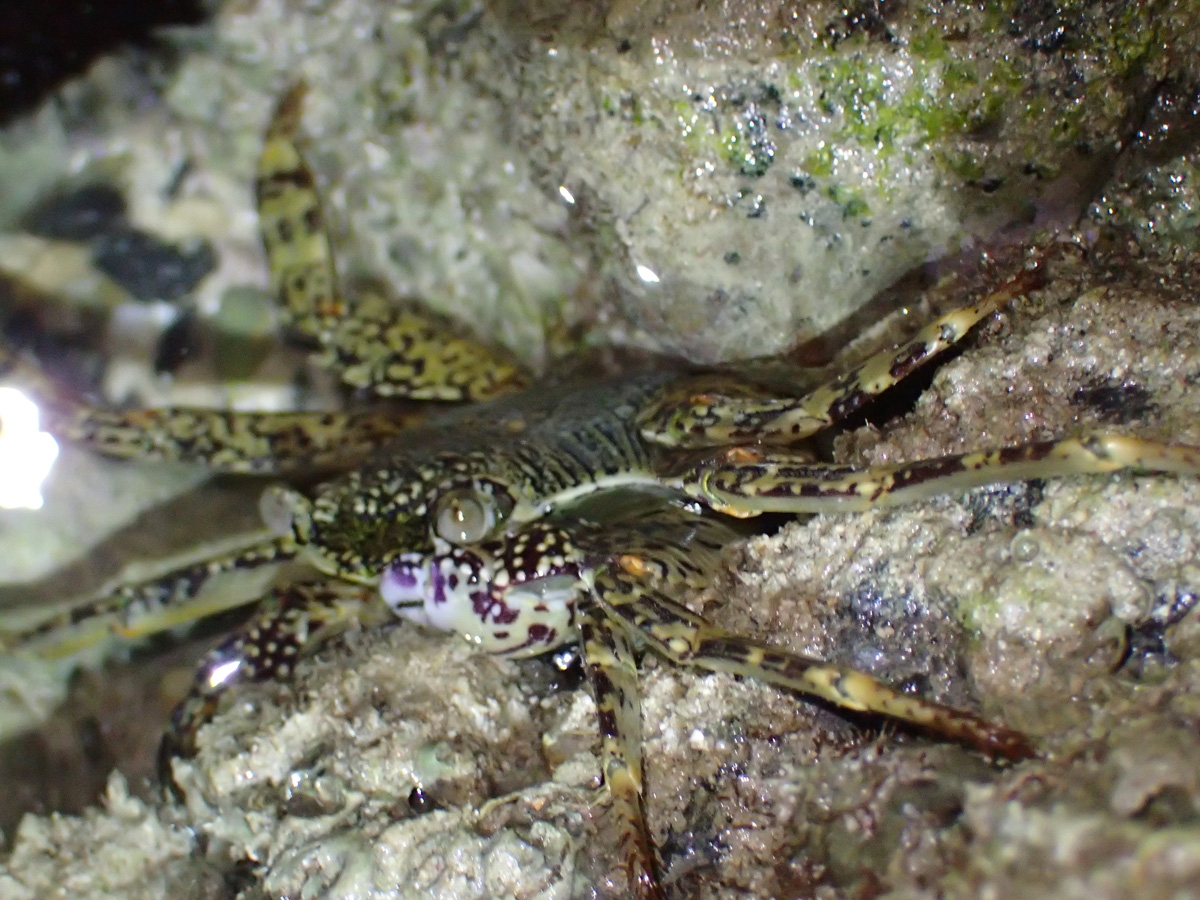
[4,1,1200,897]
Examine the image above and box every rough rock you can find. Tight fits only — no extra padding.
[5,0,1200,365]
[3,1,1200,898]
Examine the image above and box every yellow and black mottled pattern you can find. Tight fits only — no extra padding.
[579,606,662,900]
[578,509,1027,759]
[7,533,294,662]
[41,405,424,473]
[455,503,1031,894]
[636,270,1040,450]
[160,578,377,772]
[674,434,1200,517]
[8,80,1200,900]
[287,371,674,582]
[257,83,529,403]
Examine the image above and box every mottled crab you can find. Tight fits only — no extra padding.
[4,84,1200,899]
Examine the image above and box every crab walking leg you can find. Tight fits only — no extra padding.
[38,404,425,473]
[675,435,1200,516]
[3,324,429,473]
[159,579,378,775]
[258,83,529,402]
[579,608,665,900]
[676,627,1034,759]
[256,82,342,342]
[638,270,1040,449]
[4,534,295,661]
[591,565,1034,760]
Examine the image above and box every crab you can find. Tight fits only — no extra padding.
[5,83,1200,899]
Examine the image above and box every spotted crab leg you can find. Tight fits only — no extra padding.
[579,607,664,900]
[589,561,1034,760]
[3,533,294,662]
[37,404,424,474]
[0,298,427,475]
[159,578,379,780]
[669,435,1200,516]
[638,270,1038,449]
[258,82,529,402]
[572,542,1031,898]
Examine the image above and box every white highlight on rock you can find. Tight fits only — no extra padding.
[0,387,59,510]
[635,263,660,284]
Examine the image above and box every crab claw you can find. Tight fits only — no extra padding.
[381,537,582,658]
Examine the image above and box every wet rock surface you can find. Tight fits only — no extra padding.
[2,1,1200,898]
[4,0,1200,366]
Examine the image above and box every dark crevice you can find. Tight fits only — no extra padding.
[0,0,210,125]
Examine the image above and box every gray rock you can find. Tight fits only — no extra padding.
[4,1,1200,897]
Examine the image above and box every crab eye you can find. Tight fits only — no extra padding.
[434,488,498,544]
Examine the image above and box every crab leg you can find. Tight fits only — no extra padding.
[0,81,531,471]
[579,607,664,900]
[160,578,378,777]
[37,404,424,473]
[1,307,427,475]
[590,563,1033,760]
[638,271,1038,449]
[258,83,529,402]
[1,315,430,474]
[673,435,1200,516]
[4,533,294,661]
[575,545,1032,898]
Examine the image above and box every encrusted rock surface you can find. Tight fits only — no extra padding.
[3,1,1200,898]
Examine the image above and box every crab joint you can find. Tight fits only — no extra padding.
[260,485,313,542]
[618,554,652,578]
[723,446,763,463]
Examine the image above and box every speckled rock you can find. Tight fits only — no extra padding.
[708,254,1200,897]
[168,628,582,900]
[0,775,208,900]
